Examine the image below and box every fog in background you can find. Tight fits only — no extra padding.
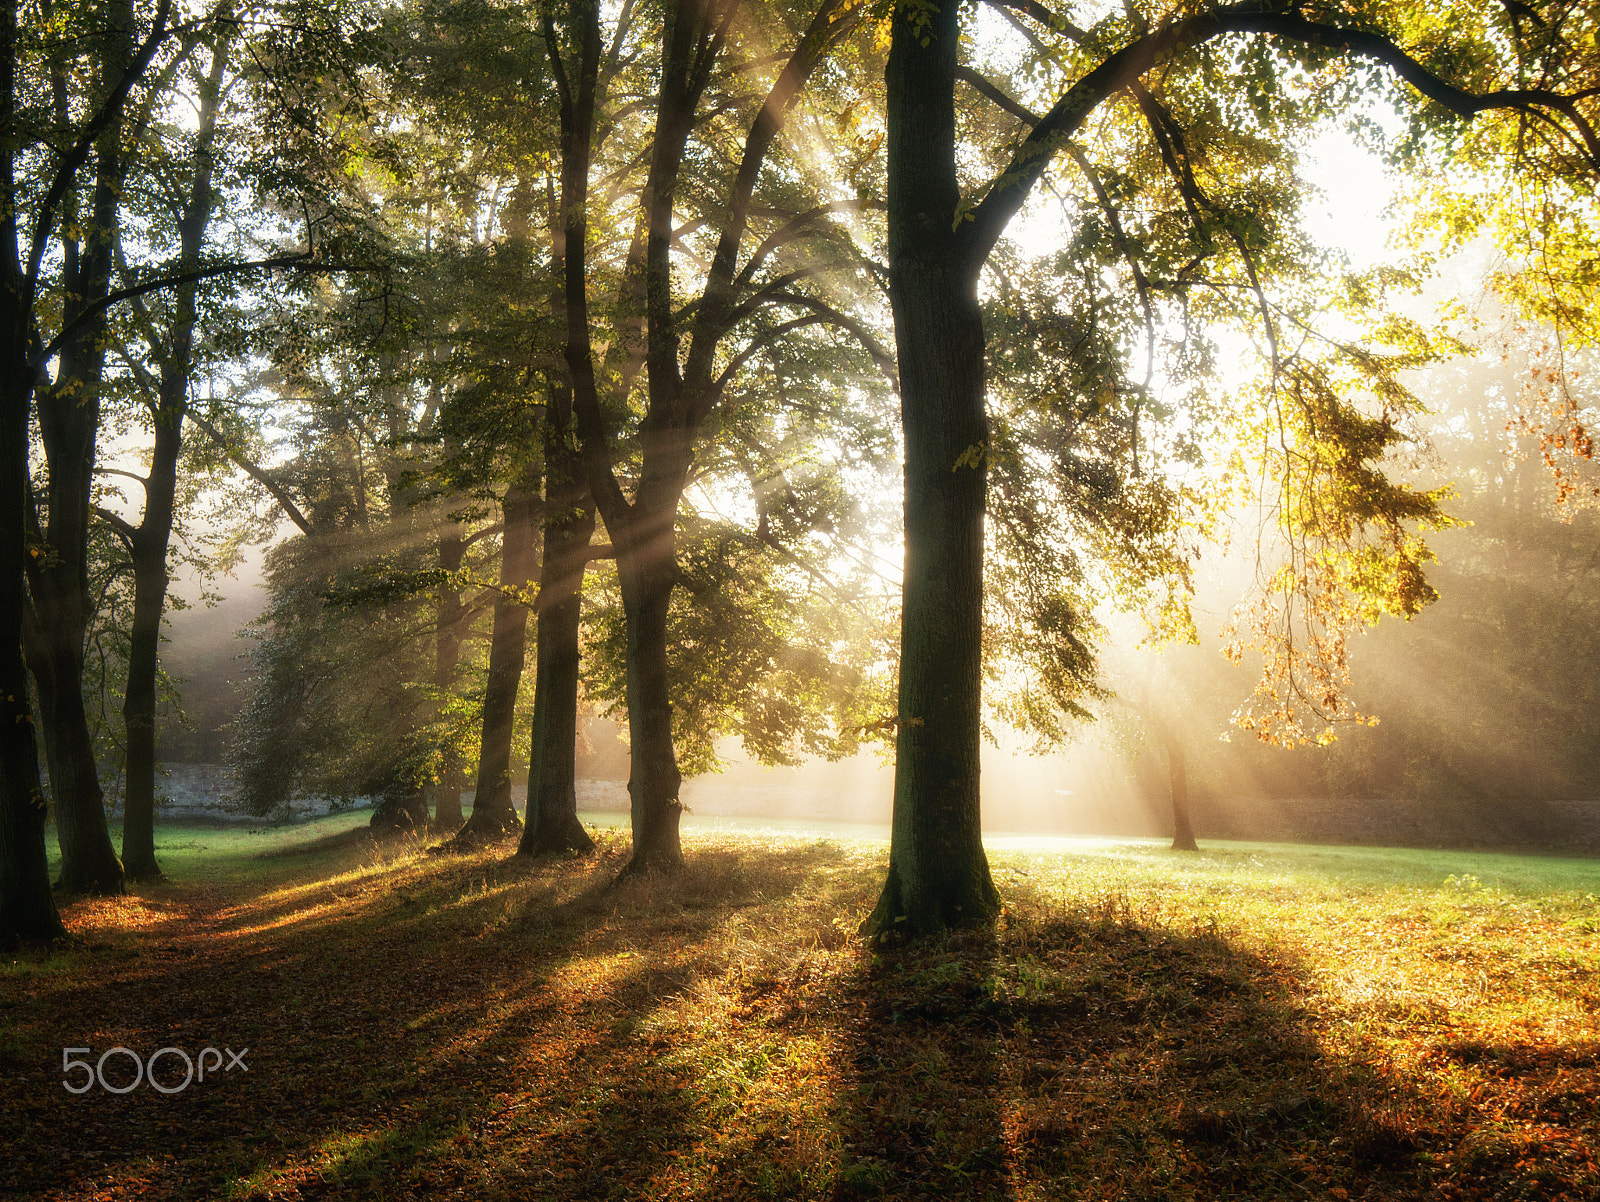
[139,129,1600,852]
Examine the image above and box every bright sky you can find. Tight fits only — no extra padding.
[1300,124,1399,271]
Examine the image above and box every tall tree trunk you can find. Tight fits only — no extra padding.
[0,0,61,941]
[615,521,684,875]
[119,409,181,881]
[1164,733,1198,851]
[864,0,999,937]
[120,20,238,879]
[518,441,596,857]
[24,0,135,897]
[455,477,538,841]
[0,366,63,937]
[431,523,467,829]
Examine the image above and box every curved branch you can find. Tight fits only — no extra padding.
[185,409,313,536]
[1230,11,1600,170]
[980,0,1087,41]
[955,66,1042,126]
[36,250,379,369]
[961,3,1600,268]
[93,465,151,495]
[712,315,826,391]
[92,504,138,555]
[730,198,883,294]
[766,292,899,392]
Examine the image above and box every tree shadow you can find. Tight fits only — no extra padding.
[819,894,1590,1201]
[828,927,1014,1200]
[9,846,1598,1201]
[3,838,832,1200]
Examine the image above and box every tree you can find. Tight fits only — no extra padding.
[100,12,240,881]
[24,0,150,896]
[546,0,882,876]
[865,0,1600,936]
[0,0,182,932]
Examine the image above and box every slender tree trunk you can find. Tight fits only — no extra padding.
[519,442,596,856]
[119,411,181,881]
[864,0,998,937]
[120,17,233,883]
[1164,734,1198,851]
[456,478,538,841]
[431,525,467,829]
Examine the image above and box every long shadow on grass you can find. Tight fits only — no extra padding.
[3,838,835,1201]
[829,927,1014,1200]
[826,898,1442,1202]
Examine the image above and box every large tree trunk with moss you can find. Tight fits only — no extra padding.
[455,479,538,841]
[518,443,596,857]
[863,0,999,938]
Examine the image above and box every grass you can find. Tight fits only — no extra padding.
[3,822,1597,1200]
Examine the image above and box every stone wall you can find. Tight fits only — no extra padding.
[1190,794,1600,855]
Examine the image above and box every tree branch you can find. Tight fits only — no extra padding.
[767,292,899,391]
[955,65,1043,125]
[27,0,175,286]
[960,2,1600,269]
[185,409,314,536]
[36,250,379,369]
[92,504,138,554]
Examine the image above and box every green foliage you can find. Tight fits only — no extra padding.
[586,511,896,776]
[233,528,488,815]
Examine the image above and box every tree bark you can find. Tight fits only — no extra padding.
[119,23,234,882]
[23,0,136,897]
[30,279,124,893]
[431,522,468,830]
[455,477,538,841]
[615,521,685,875]
[863,0,999,937]
[518,439,596,857]
[0,361,63,939]
[119,408,181,881]
[547,0,854,878]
